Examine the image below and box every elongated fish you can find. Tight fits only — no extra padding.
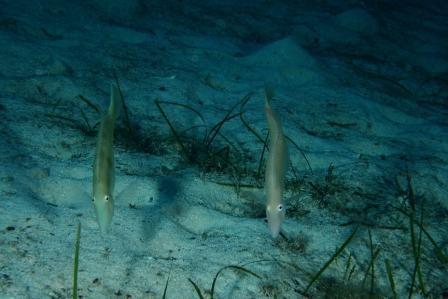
[92,84,120,233]
[264,88,288,238]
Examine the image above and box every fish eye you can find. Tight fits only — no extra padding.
[277,204,283,211]
[104,195,109,201]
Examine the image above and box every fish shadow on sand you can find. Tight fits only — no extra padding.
[139,176,183,241]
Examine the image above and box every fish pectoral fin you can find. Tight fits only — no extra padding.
[115,180,153,205]
[240,190,264,203]
[239,190,266,217]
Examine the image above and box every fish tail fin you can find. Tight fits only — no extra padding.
[108,83,121,120]
[264,86,275,108]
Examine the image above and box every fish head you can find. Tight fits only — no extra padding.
[266,203,285,238]
[92,193,114,233]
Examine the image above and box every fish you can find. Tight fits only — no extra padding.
[92,84,121,233]
[264,88,288,238]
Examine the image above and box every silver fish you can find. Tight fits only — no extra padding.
[92,84,120,233]
[264,88,288,238]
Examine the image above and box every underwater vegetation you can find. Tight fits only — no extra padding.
[30,68,444,297]
[70,207,447,298]
[57,77,448,297]
[72,223,81,299]
[1,1,447,298]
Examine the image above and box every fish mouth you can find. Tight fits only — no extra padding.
[94,201,113,233]
[266,208,283,238]
[98,217,111,233]
[266,215,282,238]
[96,211,112,233]
[268,223,281,238]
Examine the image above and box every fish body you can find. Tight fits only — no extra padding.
[264,89,288,238]
[92,84,120,233]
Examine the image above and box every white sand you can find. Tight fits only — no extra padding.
[0,1,447,298]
